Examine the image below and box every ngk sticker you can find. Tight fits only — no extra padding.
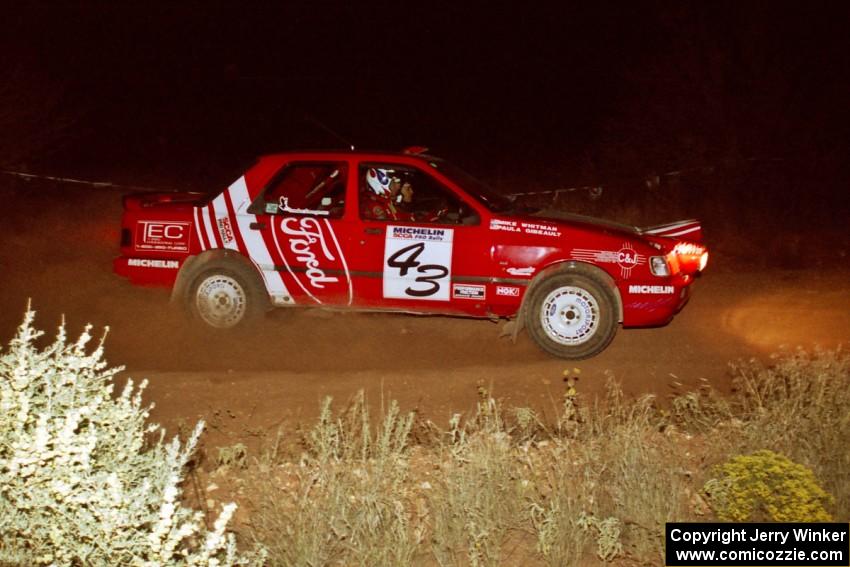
[135,221,191,252]
[496,285,521,297]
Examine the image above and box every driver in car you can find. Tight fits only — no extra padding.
[361,167,417,221]
[361,168,447,222]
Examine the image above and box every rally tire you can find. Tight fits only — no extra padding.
[185,262,267,330]
[524,270,618,360]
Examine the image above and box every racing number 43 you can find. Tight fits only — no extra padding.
[387,243,449,297]
[382,226,454,301]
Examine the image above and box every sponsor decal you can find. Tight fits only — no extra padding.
[453,284,486,300]
[135,221,191,253]
[570,241,646,278]
[384,225,454,301]
[521,222,561,237]
[217,216,235,245]
[628,284,674,295]
[210,194,239,251]
[389,226,449,241]
[490,219,520,232]
[506,266,535,276]
[490,218,561,237]
[279,217,341,289]
[271,215,351,305]
[278,196,330,216]
[495,285,521,297]
[127,258,180,269]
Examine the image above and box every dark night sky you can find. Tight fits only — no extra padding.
[4,2,850,190]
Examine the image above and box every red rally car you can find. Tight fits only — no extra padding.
[114,149,708,359]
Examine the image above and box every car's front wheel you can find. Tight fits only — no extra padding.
[524,269,619,359]
[187,262,267,329]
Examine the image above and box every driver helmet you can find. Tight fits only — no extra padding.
[366,167,396,196]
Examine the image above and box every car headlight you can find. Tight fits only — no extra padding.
[649,256,670,276]
[670,242,708,274]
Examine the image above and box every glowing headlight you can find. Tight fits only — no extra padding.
[649,256,670,276]
[672,242,708,274]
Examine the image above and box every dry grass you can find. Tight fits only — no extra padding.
[236,349,849,566]
[727,349,850,513]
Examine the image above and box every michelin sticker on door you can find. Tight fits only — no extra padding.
[383,226,454,301]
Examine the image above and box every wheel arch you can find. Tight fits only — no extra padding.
[526,260,623,323]
[509,260,622,341]
[170,249,271,310]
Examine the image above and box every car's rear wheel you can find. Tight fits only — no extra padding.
[187,263,267,329]
[524,270,618,359]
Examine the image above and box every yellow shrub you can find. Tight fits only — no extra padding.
[704,450,833,522]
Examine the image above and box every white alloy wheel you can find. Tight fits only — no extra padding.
[524,269,618,359]
[194,274,248,328]
[539,285,600,345]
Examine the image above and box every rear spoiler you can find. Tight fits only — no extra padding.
[122,191,208,211]
[640,219,702,242]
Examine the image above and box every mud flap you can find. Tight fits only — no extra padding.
[499,307,525,343]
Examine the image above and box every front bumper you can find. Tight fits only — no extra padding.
[619,275,694,327]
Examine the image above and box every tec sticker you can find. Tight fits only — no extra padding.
[135,221,191,252]
[383,226,454,301]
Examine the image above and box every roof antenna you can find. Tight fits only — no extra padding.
[304,114,355,150]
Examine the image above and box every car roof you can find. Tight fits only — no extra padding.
[258,149,437,162]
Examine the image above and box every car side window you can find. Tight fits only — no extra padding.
[359,164,478,225]
[252,162,347,218]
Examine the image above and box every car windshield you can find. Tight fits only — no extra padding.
[427,159,515,213]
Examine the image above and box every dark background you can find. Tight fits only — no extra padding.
[3,2,850,227]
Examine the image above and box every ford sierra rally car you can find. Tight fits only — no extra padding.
[114,148,708,359]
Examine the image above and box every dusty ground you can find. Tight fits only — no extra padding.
[2,180,849,450]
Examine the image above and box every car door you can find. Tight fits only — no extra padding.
[246,159,357,307]
[347,159,494,316]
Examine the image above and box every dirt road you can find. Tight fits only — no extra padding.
[3,182,849,447]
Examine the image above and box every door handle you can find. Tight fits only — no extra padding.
[250,222,266,230]
[364,227,384,235]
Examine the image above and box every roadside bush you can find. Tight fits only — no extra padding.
[728,349,850,515]
[704,450,833,522]
[0,309,256,566]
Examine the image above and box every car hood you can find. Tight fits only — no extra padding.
[525,208,703,242]
[527,208,641,237]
